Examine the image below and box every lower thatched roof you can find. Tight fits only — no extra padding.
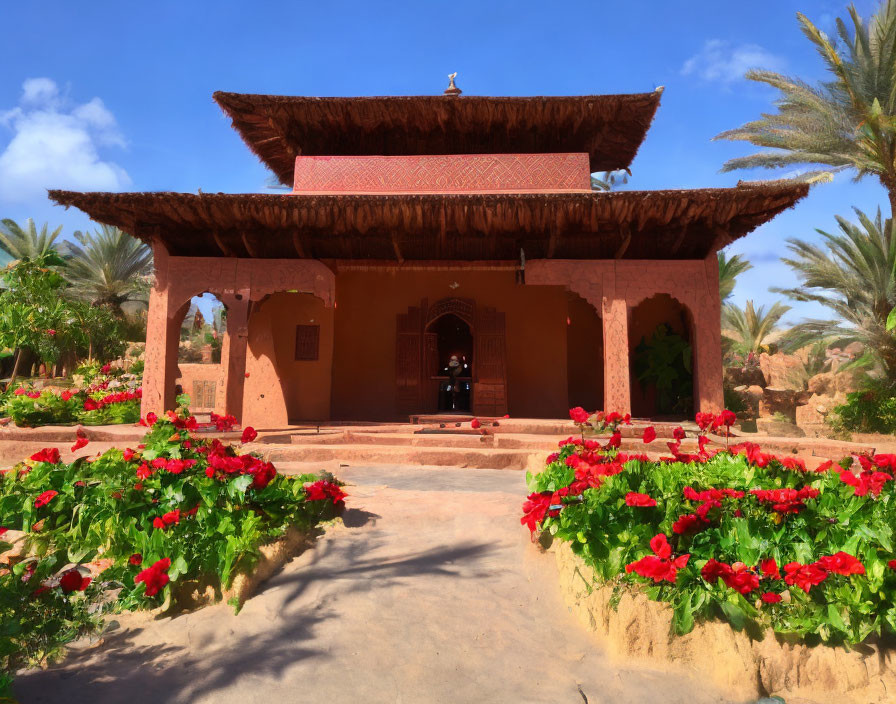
[48,182,808,261]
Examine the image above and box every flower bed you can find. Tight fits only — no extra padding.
[3,364,142,427]
[523,409,896,647]
[0,403,345,694]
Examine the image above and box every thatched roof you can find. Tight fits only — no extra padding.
[212,91,663,186]
[48,181,808,262]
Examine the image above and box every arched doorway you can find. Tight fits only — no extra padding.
[426,313,473,412]
[629,294,695,419]
[566,292,603,412]
[174,292,228,414]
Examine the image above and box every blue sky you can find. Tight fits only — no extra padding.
[0,0,886,323]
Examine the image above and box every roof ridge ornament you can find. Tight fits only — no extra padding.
[444,72,462,96]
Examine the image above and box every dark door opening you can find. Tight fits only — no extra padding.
[427,313,473,411]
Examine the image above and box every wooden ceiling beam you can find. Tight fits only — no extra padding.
[614,226,632,259]
[291,231,307,258]
[390,232,405,264]
[241,232,258,258]
[212,231,236,257]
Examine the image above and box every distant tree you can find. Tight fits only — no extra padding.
[62,225,153,313]
[722,300,791,357]
[718,251,753,302]
[0,219,63,261]
[591,170,629,191]
[716,2,896,216]
[772,208,896,381]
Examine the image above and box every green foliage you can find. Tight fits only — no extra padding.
[830,382,896,434]
[3,390,82,427]
[0,219,63,261]
[526,442,896,646]
[633,325,692,415]
[715,2,896,206]
[717,251,753,303]
[772,209,896,383]
[0,552,105,693]
[722,300,791,359]
[0,405,344,687]
[62,225,152,312]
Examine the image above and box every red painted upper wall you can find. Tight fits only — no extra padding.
[291,153,592,195]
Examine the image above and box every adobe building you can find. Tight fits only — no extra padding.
[50,83,807,426]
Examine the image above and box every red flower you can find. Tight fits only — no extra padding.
[717,410,737,427]
[672,513,707,535]
[151,457,167,469]
[840,469,893,497]
[145,412,158,426]
[304,480,347,505]
[888,560,896,570]
[521,492,554,532]
[761,592,782,604]
[152,517,165,529]
[122,448,136,461]
[71,436,89,452]
[605,431,622,449]
[701,558,733,584]
[783,561,828,593]
[625,492,657,508]
[134,557,171,597]
[695,412,714,431]
[136,462,153,480]
[470,419,481,430]
[642,427,656,444]
[874,454,896,470]
[58,568,90,593]
[13,387,26,396]
[816,552,865,576]
[697,435,711,454]
[101,363,111,374]
[35,490,58,508]
[26,391,40,399]
[672,427,686,441]
[760,558,781,580]
[29,448,61,464]
[60,390,73,401]
[46,329,56,336]
[569,407,590,424]
[162,509,180,525]
[165,459,185,474]
[625,533,689,584]
[723,568,760,595]
[241,426,258,443]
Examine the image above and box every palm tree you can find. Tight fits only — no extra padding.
[0,219,64,261]
[718,251,753,302]
[715,3,896,216]
[62,225,153,313]
[772,208,896,380]
[722,300,792,357]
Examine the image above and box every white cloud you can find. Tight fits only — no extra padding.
[681,40,785,85]
[0,78,130,203]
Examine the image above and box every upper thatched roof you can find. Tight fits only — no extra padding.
[48,181,808,262]
[212,91,663,186]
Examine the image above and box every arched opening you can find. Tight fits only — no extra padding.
[629,294,695,419]
[426,313,473,412]
[174,292,228,414]
[566,292,603,412]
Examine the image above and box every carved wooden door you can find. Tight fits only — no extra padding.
[473,307,508,417]
[395,306,422,416]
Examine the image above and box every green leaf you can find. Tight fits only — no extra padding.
[887,305,896,331]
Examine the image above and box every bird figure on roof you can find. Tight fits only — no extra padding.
[444,73,462,96]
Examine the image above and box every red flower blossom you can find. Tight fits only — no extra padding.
[873,454,896,470]
[761,592,782,604]
[816,552,865,576]
[305,480,347,505]
[60,390,73,401]
[760,558,781,580]
[695,412,715,431]
[29,448,61,464]
[888,560,896,570]
[134,557,171,596]
[101,363,111,373]
[46,329,56,336]
[750,486,819,514]
[136,462,153,480]
[724,567,760,595]
[26,391,40,399]
[59,568,91,593]
[145,412,158,426]
[165,459,186,474]
[569,407,590,424]
[672,512,708,535]
[672,427,686,441]
[71,436,89,452]
[123,448,136,461]
[625,534,689,584]
[701,558,733,584]
[697,435,711,454]
[625,492,657,507]
[521,492,554,532]
[241,426,258,443]
[605,431,622,449]
[13,387,26,396]
[783,561,828,593]
[839,469,893,497]
[642,427,656,444]
[717,410,737,427]
[470,419,481,430]
[34,490,58,508]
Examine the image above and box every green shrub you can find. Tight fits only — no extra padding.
[523,413,896,646]
[829,383,896,435]
[0,403,345,687]
[633,325,693,415]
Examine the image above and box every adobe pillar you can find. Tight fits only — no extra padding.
[601,269,631,414]
[141,245,181,417]
[693,255,725,412]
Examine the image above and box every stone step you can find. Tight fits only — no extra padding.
[255,442,540,471]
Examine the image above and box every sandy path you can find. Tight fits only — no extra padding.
[16,465,740,704]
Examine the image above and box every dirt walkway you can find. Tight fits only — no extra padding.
[16,465,742,704]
